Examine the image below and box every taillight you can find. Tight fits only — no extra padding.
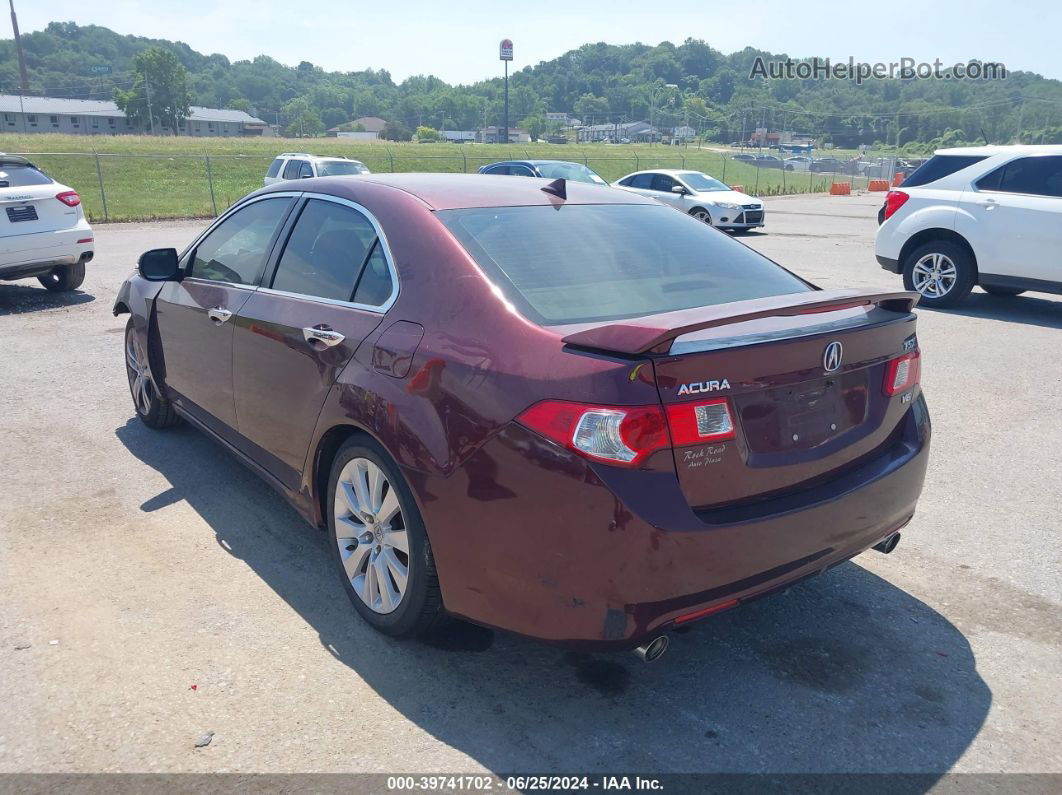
[883,190,909,220]
[665,398,735,447]
[517,400,669,467]
[884,350,921,396]
[56,190,81,207]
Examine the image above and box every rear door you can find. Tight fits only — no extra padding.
[154,195,294,432]
[282,158,311,181]
[232,195,397,486]
[961,155,1062,282]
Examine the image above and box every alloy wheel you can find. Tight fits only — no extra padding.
[692,209,712,224]
[125,331,155,415]
[911,252,957,298]
[334,457,409,614]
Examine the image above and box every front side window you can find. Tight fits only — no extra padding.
[190,198,291,285]
[439,204,810,325]
[650,174,679,192]
[271,199,378,301]
[976,156,1062,198]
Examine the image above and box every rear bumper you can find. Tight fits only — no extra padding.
[417,392,931,649]
[877,254,902,273]
[0,224,94,280]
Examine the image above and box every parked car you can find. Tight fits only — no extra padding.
[731,153,756,162]
[0,154,93,292]
[753,155,784,169]
[115,174,929,657]
[876,145,1062,307]
[810,157,843,173]
[264,153,370,185]
[478,159,607,185]
[783,156,813,172]
[613,169,765,231]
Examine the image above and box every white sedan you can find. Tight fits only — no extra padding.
[0,154,94,292]
[613,169,764,231]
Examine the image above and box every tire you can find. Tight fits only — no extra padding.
[689,207,712,225]
[785,164,794,171]
[901,240,976,309]
[38,262,85,292]
[327,436,443,638]
[124,319,180,429]
[982,286,1025,297]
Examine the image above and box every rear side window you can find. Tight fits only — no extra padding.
[902,155,986,187]
[629,173,654,189]
[0,164,53,187]
[191,198,291,285]
[352,241,395,306]
[271,199,378,301]
[265,158,283,178]
[439,204,810,325]
[282,159,308,180]
[976,156,1062,197]
[483,165,510,175]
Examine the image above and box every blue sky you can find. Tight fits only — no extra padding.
[10,0,1062,83]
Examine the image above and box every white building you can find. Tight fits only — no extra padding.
[0,94,269,136]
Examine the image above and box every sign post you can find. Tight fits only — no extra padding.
[499,39,513,146]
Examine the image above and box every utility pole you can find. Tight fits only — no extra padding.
[9,0,28,132]
[145,73,156,135]
[499,39,513,145]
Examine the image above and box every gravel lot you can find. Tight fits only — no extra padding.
[1,192,1059,777]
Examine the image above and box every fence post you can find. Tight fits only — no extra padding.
[461,150,467,173]
[205,156,218,217]
[720,156,726,183]
[93,151,109,222]
[754,164,760,196]
[387,148,395,172]
[680,155,685,168]
[635,153,639,170]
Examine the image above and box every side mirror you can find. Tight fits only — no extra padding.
[138,248,181,281]
[300,171,314,179]
[671,185,688,194]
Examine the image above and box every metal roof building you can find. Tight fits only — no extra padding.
[0,94,270,136]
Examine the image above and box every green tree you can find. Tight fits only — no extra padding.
[381,120,412,141]
[281,97,324,137]
[520,114,548,141]
[113,47,191,135]
[415,125,439,142]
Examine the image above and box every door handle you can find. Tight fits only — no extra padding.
[207,307,233,324]
[303,325,345,348]
[976,198,997,208]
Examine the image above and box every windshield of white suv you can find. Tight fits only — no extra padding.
[316,160,368,176]
[678,172,729,192]
[0,164,54,187]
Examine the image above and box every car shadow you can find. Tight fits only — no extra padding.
[919,291,1062,330]
[115,419,990,779]
[0,282,95,315]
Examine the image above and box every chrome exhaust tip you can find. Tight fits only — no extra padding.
[873,532,901,554]
[632,635,670,663]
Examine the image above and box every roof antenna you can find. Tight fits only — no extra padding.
[541,178,567,200]
[980,126,990,145]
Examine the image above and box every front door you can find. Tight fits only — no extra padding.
[154,195,293,432]
[232,196,397,486]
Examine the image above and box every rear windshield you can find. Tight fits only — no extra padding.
[534,162,606,184]
[902,154,986,187]
[438,204,811,325]
[316,160,368,176]
[0,163,53,187]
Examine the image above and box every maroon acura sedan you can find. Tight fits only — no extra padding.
[115,174,929,659]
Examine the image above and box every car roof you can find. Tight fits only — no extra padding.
[621,168,708,177]
[276,152,364,163]
[261,172,656,210]
[488,159,590,168]
[934,145,1062,157]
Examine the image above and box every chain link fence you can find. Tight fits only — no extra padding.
[16,148,907,223]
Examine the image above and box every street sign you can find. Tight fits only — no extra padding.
[499,39,513,61]
[89,64,112,75]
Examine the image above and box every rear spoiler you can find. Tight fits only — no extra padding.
[561,289,919,355]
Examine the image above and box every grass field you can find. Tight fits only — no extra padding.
[0,133,872,222]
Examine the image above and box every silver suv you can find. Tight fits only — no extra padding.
[264,153,371,185]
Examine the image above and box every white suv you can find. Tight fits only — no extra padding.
[875,145,1062,308]
[264,153,371,185]
[0,155,93,292]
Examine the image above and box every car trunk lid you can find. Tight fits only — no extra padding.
[0,184,77,243]
[561,289,920,509]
